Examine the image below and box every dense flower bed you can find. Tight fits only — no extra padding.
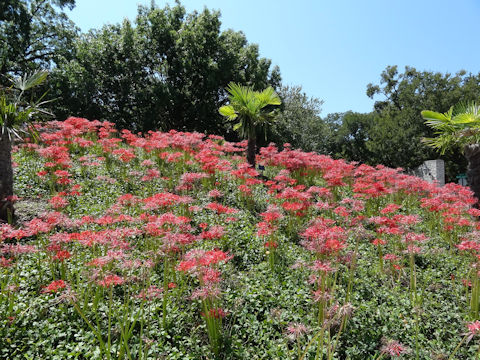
[2,117,480,359]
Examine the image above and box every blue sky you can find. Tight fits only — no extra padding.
[68,0,480,116]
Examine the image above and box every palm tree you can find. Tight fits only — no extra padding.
[421,102,480,202]
[219,82,281,168]
[0,71,50,222]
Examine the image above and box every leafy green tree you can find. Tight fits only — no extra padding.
[0,0,77,79]
[422,103,480,202]
[50,3,281,133]
[219,82,281,168]
[270,85,331,152]
[0,71,50,222]
[365,65,480,179]
[325,111,375,162]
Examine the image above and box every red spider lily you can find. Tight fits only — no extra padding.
[334,206,350,218]
[1,244,39,255]
[49,195,68,209]
[307,186,332,198]
[163,232,198,252]
[383,254,400,261]
[142,192,193,211]
[372,238,386,246]
[97,274,125,288]
[309,260,334,273]
[340,198,365,212]
[380,339,409,357]
[208,189,223,199]
[42,280,68,294]
[377,226,403,236]
[141,168,160,182]
[301,218,347,255]
[201,225,225,240]
[24,218,52,236]
[311,288,333,303]
[286,322,309,340]
[198,250,233,267]
[380,203,401,215]
[141,159,154,167]
[52,250,72,262]
[179,172,209,185]
[276,187,311,202]
[54,170,70,178]
[405,245,422,254]
[238,184,252,196]
[456,241,480,252]
[467,321,480,341]
[260,206,283,223]
[137,285,163,301]
[200,268,222,284]
[230,163,259,179]
[393,214,421,226]
[36,145,71,167]
[256,221,277,237]
[202,308,227,319]
[403,232,428,244]
[264,241,278,249]
[191,285,221,300]
[205,202,238,214]
[281,201,305,213]
[0,257,13,267]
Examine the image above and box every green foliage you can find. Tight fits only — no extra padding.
[0,0,77,79]
[422,102,480,154]
[324,111,375,162]
[219,82,281,140]
[356,65,480,178]
[48,3,281,133]
[270,85,330,152]
[0,70,50,139]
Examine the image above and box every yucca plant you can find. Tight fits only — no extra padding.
[422,102,480,203]
[219,82,281,168]
[0,70,51,222]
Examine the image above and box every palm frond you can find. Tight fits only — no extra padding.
[219,105,237,120]
[421,109,451,122]
[220,82,281,140]
[12,71,48,91]
[422,101,480,153]
[256,86,281,107]
[451,113,480,125]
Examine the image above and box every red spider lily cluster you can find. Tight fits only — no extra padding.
[2,117,480,358]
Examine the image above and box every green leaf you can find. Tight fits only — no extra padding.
[12,71,48,92]
[421,110,450,122]
[219,105,237,120]
[451,113,480,125]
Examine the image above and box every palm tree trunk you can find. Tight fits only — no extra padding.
[465,144,480,206]
[247,135,256,168]
[0,132,14,222]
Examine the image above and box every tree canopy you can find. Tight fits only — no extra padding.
[3,2,480,181]
[363,66,480,178]
[0,0,77,80]
[48,3,281,133]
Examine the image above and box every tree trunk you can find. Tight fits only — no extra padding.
[0,132,14,222]
[247,135,256,168]
[464,144,480,206]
